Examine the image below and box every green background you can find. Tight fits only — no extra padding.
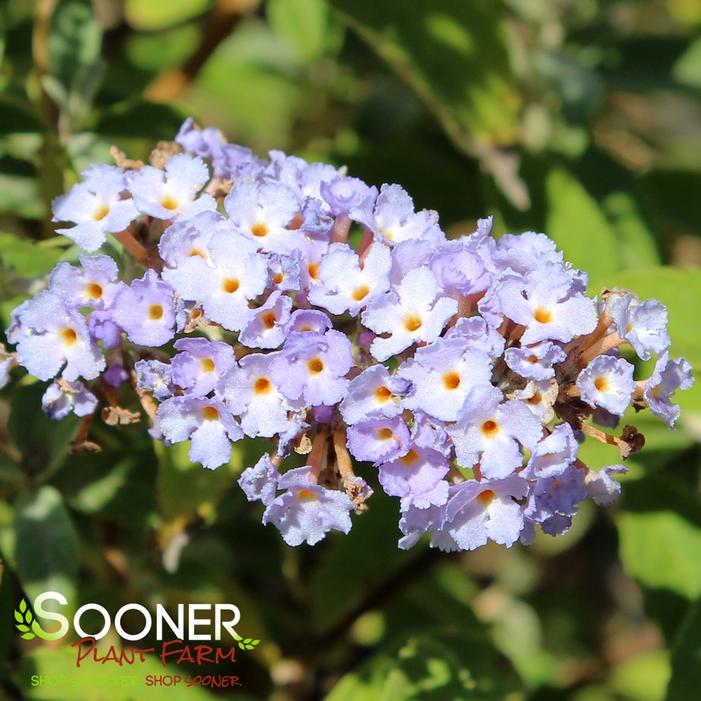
[1,0,701,699]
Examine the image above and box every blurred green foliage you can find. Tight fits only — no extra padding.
[1,0,701,699]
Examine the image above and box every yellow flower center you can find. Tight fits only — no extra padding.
[297,488,318,502]
[352,284,370,301]
[200,358,215,373]
[594,376,609,392]
[307,358,324,374]
[160,195,179,211]
[476,489,495,506]
[93,204,110,221]
[148,304,164,320]
[404,314,422,332]
[61,327,78,346]
[85,282,103,300]
[374,386,392,403]
[534,308,552,324]
[222,278,239,294]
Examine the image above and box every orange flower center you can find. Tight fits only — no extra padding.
[261,311,277,329]
[222,278,239,294]
[86,283,103,300]
[374,385,392,403]
[201,406,219,421]
[254,377,272,394]
[93,204,110,221]
[481,420,499,436]
[352,284,370,301]
[476,489,495,506]
[160,195,179,211]
[251,222,269,237]
[61,327,78,346]
[442,371,461,390]
[404,314,422,332]
[148,304,164,320]
[377,427,394,440]
[534,308,552,324]
[200,358,215,373]
[307,358,324,374]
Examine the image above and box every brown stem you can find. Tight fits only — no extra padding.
[331,215,351,244]
[579,332,624,364]
[308,427,328,483]
[358,228,374,261]
[113,230,149,264]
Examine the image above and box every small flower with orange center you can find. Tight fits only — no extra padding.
[347,416,410,463]
[308,242,391,316]
[170,337,235,397]
[447,385,542,480]
[52,164,138,252]
[576,355,636,416]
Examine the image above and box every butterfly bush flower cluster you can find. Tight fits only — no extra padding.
[4,119,694,550]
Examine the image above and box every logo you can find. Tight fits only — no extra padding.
[14,592,261,650]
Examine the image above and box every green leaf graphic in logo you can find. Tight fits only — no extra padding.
[231,630,262,651]
[14,598,51,641]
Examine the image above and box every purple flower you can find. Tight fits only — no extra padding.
[157,396,243,469]
[286,309,332,335]
[238,454,280,505]
[224,180,301,253]
[239,291,292,349]
[88,310,122,349]
[378,446,450,510]
[444,316,505,357]
[339,365,408,425]
[41,380,98,420]
[171,337,235,396]
[352,184,444,246]
[399,338,493,422]
[497,272,597,345]
[262,466,354,546]
[112,270,176,347]
[447,385,542,479]
[608,293,670,361]
[49,255,120,309]
[347,416,411,463]
[267,253,301,293]
[513,379,558,424]
[493,231,563,276]
[52,165,138,252]
[439,476,528,551]
[430,239,492,298]
[162,228,267,332]
[585,464,626,506]
[158,211,228,267]
[362,267,458,361]
[320,175,377,216]
[135,359,174,400]
[217,353,301,438]
[308,243,391,316]
[12,291,104,381]
[524,423,579,479]
[271,330,352,406]
[576,355,635,416]
[504,341,566,381]
[128,154,215,220]
[644,352,694,427]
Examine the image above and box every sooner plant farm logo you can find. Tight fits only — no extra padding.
[13,591,261,689]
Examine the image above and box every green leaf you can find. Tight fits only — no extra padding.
[94,99,187,141]
[618,476,701,601]
[19,598,26,613]
[13,486,79,606]
[125,0,213,31]
[47,0,103,126]
[8,383,80,479]
[602,192,661,270]
[13,610,22,623]
[325,630,521,701]
[268,0,332,62]
[546,167,621,281]
[590,267,701,370]
[0,233,64,278]
[20,632,35,640]
[666,598,701,701]
[328,0,519,145]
